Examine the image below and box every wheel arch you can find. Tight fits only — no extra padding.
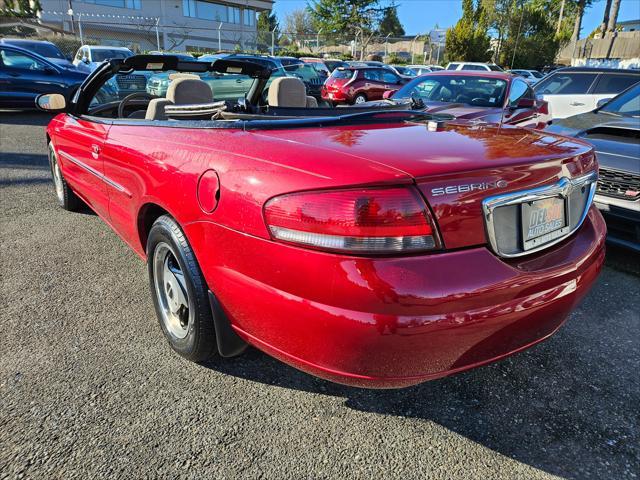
[137,202,172,256]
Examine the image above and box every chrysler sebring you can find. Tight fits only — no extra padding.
[37,55,605,388]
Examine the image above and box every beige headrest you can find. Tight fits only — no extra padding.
[268,77,307,108]
[167,78,213,104]
[168,73,199,81]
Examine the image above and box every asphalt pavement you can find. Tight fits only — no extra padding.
[1,112,639,480]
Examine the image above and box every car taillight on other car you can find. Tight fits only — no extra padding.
[264,186,441,254]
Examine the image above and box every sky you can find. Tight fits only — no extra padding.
[273,0,640,37]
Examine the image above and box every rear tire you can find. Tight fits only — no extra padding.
[48,142,81,211]
[353,93,367,104]
[147,215,217,362]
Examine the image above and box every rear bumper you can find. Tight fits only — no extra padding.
[321,87,350,103]
[185,206,606,388]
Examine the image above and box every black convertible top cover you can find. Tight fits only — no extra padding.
[119,55,271,79]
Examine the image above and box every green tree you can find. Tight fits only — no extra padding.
[445,0,492,62]
[498,1,559,68]
[257,10,279,52]
[379,4,404,36]
[308,0,395,58]
[1,0,42,17]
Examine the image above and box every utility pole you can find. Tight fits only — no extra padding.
[511,1,524,69]
[410,34,419,64]
[384,33,391,61]
[155,17,161,51]
[218,22,222,51]
[556,0,565,35]
[316,28,322,52]
[67,0,75,35]
[271,27,277,56]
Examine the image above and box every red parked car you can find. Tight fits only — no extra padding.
[322,66,407,105]
[38,55,605,389]
[379,71,551,128]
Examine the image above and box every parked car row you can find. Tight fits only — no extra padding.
[2,42,638,252]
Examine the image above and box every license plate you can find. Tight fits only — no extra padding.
[521,197,569,250]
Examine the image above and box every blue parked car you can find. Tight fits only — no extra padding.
[0,38,74,68]
[0,44,90,109]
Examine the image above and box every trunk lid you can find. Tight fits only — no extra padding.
[256,122,595,250]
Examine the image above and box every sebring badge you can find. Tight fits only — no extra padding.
[431,179,508,196]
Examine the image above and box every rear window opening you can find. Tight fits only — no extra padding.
[331,69,355,79]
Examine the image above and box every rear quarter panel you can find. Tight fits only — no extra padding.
[101,125,411,255]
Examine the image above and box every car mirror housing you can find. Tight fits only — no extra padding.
[596,97,612,109]
[382,90,394,99]
[517,97,535,108]
[36,93,67,112]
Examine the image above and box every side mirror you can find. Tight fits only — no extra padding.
[596,97,612,109]
[382,90,395,99]
[82,57,90,64]
[517,97,535,108]
[36,93,67,112]
[44,66,57,75]
[510,97,535,109]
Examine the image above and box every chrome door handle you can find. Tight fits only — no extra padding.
[570,102,584,106]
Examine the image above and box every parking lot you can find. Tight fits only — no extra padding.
[0,111,639,479]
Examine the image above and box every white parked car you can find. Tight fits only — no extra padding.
[406,64,433,75]
[73,45,133,73]
[509,69,544,85]
[534,67,640,119]
[446,62,503,72]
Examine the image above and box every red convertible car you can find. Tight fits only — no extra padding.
[376,71,551,129]
[38,55,605,388]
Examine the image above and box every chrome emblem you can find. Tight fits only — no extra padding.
[431,179,508,197]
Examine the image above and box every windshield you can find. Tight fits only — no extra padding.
[600,84,640,117]
[393,75,507,107]
[488,65,503,72]
[284,63,324,80]
[92,49,132,62]
[531,71,543,79]
[307,62,330,75]
[330,69,355,80]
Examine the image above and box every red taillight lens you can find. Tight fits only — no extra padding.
[264,187,440,254]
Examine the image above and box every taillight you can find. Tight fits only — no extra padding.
[264,186,440,254]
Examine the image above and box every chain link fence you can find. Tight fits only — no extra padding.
[1,12,446,65]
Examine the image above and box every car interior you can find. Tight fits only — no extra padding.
[404,77,508,107]
[81,56,417,124]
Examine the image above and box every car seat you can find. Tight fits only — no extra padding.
[267,77,317,108]
[145,76,213,120]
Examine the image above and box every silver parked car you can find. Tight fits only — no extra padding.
[546,83,640,250]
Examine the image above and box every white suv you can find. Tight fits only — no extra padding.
[446,62,503,72]
[534,67,640,119]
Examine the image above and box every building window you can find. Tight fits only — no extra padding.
[183,0,195,17]
[229,7,241,24]
[243,8,255,27]
[183,0,239,22]
[81,0,141,9]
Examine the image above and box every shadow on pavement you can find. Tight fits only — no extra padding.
[0,111,54,126]
[201,254,639,479]
[0,152,49,170]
